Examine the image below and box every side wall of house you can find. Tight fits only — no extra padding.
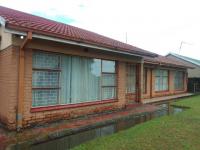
[0,46,18,130]
[12,38,141,128]
[0,37,187,129]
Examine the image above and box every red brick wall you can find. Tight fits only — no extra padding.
[21,39,132,128]
[142,67,187,100]
[0,46,18,130]
[0,38,188,130]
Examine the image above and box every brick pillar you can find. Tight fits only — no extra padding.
[169,70,174,94]
[184,71,188,92]
[136,61,144,103]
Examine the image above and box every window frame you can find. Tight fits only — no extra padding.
[101,60,117,100]
[154,69,169,92]
[126,63,136,94]
[32,52,62,107]
[32,51,118,109]
[174,71,184,90]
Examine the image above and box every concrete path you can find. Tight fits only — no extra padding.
[142,93,194,104]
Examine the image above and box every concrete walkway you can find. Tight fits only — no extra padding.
[142,93,194,104]
[0,104,159,150]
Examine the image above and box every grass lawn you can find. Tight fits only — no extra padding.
[73,95,200,150]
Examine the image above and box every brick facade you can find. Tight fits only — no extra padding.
[0,46,18,130]
[142,67,187,100]
[22,47,129,128]
[0,39,187,130]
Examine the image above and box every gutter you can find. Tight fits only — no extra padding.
[17,31,32,131]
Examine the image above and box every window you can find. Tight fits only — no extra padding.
[155,69,168,91]
[126,64,136,93]
[174,71,184,90]
[32,52,61,107]
[32,52,117,107]
[101,60,116,99]
[143,68,147,93]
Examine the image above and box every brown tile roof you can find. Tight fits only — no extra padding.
[0,6,157,57]
[0,6,192,68]
[144,55,194,68]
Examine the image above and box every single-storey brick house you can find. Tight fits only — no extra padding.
[0,6,191,131]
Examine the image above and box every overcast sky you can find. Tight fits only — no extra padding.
[0,0,200,59]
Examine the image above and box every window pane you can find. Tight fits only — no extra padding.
[32,89,59,107]
[102,74,116,86]
[102,87,116,99]
[126,64,136,93]
[155,77,160,91]
[102,60,115,73]
[33,52,60,69]
[163,77,168,90]
[155,69,168,91]
[163,70,168,76]
[174,71,184,90]
[32,71,60,88]
[60,55,71,104]
[70,57,101,103]
[155,70,160,76]
[127,75,136,93]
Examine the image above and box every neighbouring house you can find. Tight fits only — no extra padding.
[166,53,200,93]
[0,6,192,131]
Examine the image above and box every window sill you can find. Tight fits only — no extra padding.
[31,99,118,112]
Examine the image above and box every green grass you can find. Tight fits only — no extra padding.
[73,95,200,150]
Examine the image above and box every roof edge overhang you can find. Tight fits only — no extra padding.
[0,16,157,57]
[144,60,194,69]
[4,26,146,59]
[166,53,200,68]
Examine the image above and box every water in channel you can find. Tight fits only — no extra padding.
[13,102,187,150]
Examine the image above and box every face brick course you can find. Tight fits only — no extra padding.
[0,46,19,130]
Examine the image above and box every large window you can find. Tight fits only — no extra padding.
[126,64,136,93]
[155,69,168,91]
[32,52,116,107]
[174,71,184,90]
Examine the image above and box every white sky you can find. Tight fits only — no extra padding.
[0,0,200,59]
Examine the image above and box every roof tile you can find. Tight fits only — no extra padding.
[0,6,157,57]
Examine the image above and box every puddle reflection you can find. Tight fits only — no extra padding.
[13,102,188,150]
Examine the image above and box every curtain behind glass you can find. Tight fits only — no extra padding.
[60,55,71,104]
[126,64,136,93]
[64,57,101,103]
[71,57,101,103]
